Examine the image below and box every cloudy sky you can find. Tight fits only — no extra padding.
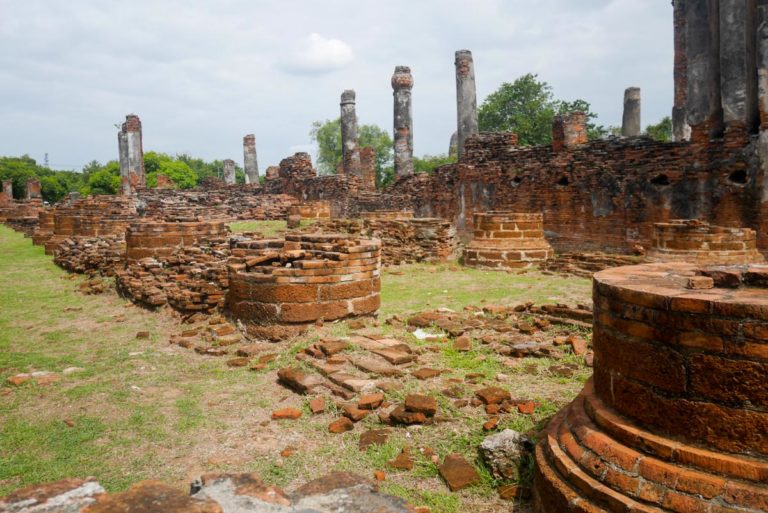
[0,0,672,171]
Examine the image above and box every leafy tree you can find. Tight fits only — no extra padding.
[478,73,604,146]
[644,116,672,142]
[146,160,197,189]
[84,168,120,195]
[413,154,456,174]
[310,118,394,187]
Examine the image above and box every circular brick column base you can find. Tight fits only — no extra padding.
[647,219,765,265]
[462,212,553,270]
[534,262,768,513]
[227,233,381,341]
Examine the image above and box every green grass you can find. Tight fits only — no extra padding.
[379,263,589,317]
[228,219,316,236]
[0,224,592,510]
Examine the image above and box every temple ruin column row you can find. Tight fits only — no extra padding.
[673,0,763,141]
[117,114,145,196]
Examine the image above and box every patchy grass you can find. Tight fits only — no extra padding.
[228,219,316,236]
[0,224,592,512]
[380,263,589,317]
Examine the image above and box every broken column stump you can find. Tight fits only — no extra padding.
[647,219,765,265]
[534,262,768,513]
[227,233,381,340]
[462,212,554,270]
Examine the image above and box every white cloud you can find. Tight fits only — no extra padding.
[280,33,355,75]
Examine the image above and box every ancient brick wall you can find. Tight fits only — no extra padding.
[125,220,229,262]
[371,132,767,255]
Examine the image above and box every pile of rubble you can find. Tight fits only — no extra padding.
[52,235,126,277]
[309,216,460,265]
[116,236,231,313]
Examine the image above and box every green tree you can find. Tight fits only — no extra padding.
[644,116,673,142]
[478,73,604,146]
[413,154,456,174]
[310,118,394,187]
[84,169,120,195]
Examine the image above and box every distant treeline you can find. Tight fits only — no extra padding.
[0,153,245,204]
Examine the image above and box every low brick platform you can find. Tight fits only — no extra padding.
[359,210,414,221]
[31,210,54,246]
[289,200,332,220]
[462,212,554,270]
[227,233,381,340]
[647,219,765,265]
[125,220,229,262]
[534,262,768,513]
[44,196,136,255]
[308,216,458,265]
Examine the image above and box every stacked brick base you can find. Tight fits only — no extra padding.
[125,220,229,261]
[227,233,381,340]
[647,219,765,265]
[534,263,768,513]
[462,212,554,270]
[310,214,459,265]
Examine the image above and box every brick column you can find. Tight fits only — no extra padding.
[243,134,259,184]
[118,114,145,195]
[2,179,13,201]
[26,179,41,200]
[552,112,588,151]
[223,159,236,185]
[672,0,691,141]
[720,0,759,138]
[455,50,479,158]
[340,89,362,178]
[621,87,641,137]
[391,66,414,177]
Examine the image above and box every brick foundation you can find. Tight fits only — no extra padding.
[125,220,229,262]
[308,216,459,265]
[534,262,768,513]
[647,219,765,264]
[226,233,381,340]
[288,200,332,220]
[462,212,554,270]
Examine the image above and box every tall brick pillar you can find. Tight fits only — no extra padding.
[720,0,759,139]
[672,0,691,141]
[223,159,236,185]
[552,112,588,152]
[359,146,377,190]
[25,179,41,200]
[621,87,641,137]
[118,114,145,196]
[2,179,13,201]
[455,50,479,158]
[685,0,724,141]
[243,134,259,185]
[391,66,414,177]
[340,89,362,179]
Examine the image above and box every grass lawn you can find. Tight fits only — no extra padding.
[0,224,592,512]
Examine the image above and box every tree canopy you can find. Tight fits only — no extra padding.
[310,118,394,187]
[478,73,608,146]
[644,116,672,142]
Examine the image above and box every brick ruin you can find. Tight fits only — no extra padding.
[118,114,145,195]
[647,219,766,265]
[309,211,459,265]
[535,262,768,513]
[226,233,381,340]
[3,2,768,510]
[462,212,554,270]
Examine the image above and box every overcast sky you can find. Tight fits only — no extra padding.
[0,0,672,171]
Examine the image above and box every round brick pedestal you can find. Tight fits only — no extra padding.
[647,219,765,265]
[534,262,768,513]
[125,220,229,262]
[462,212,553,270]
[227,233,381,340]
